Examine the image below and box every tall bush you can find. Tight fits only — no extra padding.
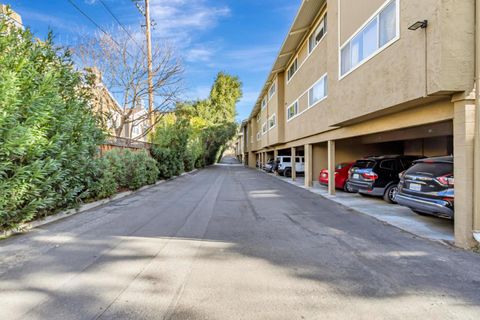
[102,149,159,190]
[0,21,104,230]
[151,115,190,179]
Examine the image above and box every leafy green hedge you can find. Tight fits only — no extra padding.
[88,149,159,199]
[0,21,104,230]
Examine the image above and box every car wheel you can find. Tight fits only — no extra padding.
[343,183,351,193]
[284,168,292,178]
[383,184,398,204]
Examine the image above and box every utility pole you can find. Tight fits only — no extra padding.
[144,0,154,132]
[133,0,155,133]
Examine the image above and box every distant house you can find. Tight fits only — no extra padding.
[0,4,24,29]
[86,67,149,142]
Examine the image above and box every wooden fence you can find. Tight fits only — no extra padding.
[99,136,155,155]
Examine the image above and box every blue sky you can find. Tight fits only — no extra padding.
[6,0,300,121]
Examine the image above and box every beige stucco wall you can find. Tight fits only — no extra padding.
[251,0,474,148]
[339,0,386,45]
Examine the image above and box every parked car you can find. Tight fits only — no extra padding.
[264,159,276,173]
[396,156,454,219]
[276,155,305,177]
[346,155,423,203]
[319,162,355,191]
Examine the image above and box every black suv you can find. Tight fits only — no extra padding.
[346,155,422,203]
[396,156,454,219]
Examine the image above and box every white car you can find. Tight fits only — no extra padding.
[276,156,305,177]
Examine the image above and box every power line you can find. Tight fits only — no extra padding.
[66,0,135,58]
[98,0,146,55]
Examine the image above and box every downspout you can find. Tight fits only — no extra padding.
[474,0,480,243]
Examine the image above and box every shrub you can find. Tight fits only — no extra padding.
[89,157,117,199]
[0,21,104,230]
[102,149,158,191]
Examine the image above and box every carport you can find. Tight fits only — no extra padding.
[302,120,455,242]
[307,121,453,194]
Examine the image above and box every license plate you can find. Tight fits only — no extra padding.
[409,183,422,191]
[353,174,359,179]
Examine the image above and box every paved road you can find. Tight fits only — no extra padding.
[1,160,480,319]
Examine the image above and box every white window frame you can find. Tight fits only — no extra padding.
[262,122,267,135]
[308,74,328,108]
[287,58,298,83]
[309,13,327,54]
[268,113,276,129]
[286,10,327,85]
[338,0,400,80]
[256,132,261,141]
[286,100,299,122]
[268,80,276,100]
[286,73,328,123]
[261,96,267,110]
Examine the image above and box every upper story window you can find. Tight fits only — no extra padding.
[268,81,276,99]
[287,101,299,121]
[340,0,398,78]
[268,114,276,129]
[261,96,267,109]
[309,14,327,54]
[308,74,328,107]
[256,132,261,141]
[256,113,260,122]
[287,58,298,82]
[262,122,267,134]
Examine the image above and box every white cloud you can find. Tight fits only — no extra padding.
[149,0,230,44]
[184,45,216,63]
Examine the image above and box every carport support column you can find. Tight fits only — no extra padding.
[274,149,278,160]
[453,94,476,248]
[304,144,313,187]
[328,140,336,196]
[291,147,297,181]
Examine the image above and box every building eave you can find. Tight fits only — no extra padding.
[248,0,326,120]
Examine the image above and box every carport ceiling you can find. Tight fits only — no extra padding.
[248,0,326,119]
[359,121,453,144]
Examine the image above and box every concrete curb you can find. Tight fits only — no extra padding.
[1,169,199,239]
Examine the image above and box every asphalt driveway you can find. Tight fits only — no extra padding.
[1,161,479,319]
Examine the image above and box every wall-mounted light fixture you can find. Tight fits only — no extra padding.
[408,20,428,31]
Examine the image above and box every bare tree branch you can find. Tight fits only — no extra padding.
[74,27,183,139]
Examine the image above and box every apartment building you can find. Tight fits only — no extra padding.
[0,4,23,29]
[240,0,480,248]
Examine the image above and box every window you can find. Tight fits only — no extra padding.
[379,0,396,46]
[268,114,276,129]
[340,0,398,77]
[308,74,328,107]
[256,132,261,141]
[262,122,267,134]
[287,101,299,120]
[287,58,298,81]
[256,113,260,122]
[380,160,395,170]
[309,14,327,53]
[282,157,291,163]
[269,82,276,99]
[261,96,267,109]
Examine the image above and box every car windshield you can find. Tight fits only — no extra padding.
[407,162,453,177]
[353,160,375,169]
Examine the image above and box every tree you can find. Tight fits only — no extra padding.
[195,72,242,124]
[75,27,182,139]
[0,21,104,229]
